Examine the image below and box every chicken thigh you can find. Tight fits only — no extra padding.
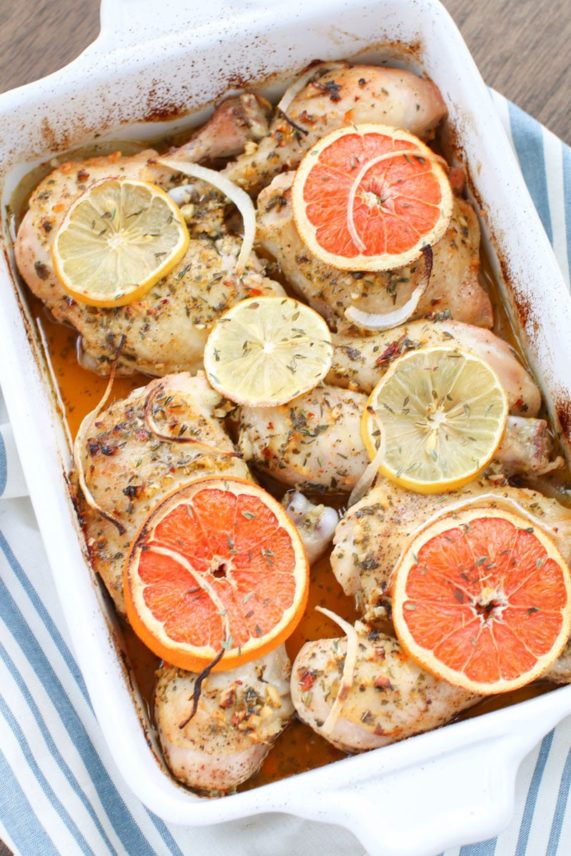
[238,384,370,494]
[292,620,477,752]
[155,646,293,792]
[329,319,541,416]
[332,478,571,622]
[16,151,284,375]
[226,64,447,192]
[15,96,283,377]
[257,172,492,330]
[79,372,250,613]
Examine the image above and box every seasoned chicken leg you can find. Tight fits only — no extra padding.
[226,64,447,192]
[329,319,541,416]
[332,478,571,622]
[292,621,477,752]
[238,372,555,494]
[155,646,293,792]
[257,172,492,329]
[79,372,250,613]
[15,98,283,377]
[238,384,370,493]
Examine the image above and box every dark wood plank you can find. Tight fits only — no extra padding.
[442,0,571,142]
[0,0,569,141]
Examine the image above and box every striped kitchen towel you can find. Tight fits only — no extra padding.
[0,90,570,856]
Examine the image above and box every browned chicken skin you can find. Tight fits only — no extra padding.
[15,97,282,377]
[331,478,571,623]
[257,172,492,330]
[155,646,293,792]
[292,621,477,752]
[225,64,447,192]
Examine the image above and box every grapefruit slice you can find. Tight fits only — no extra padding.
[292,124,453,271]
[125,477,309,672]
[392,505,571,694]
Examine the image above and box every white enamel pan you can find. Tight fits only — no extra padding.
[0,2,570,854]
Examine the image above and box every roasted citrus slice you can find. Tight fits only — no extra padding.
[361,346,508,494]
[125,477,309,672]
[392,505,571,694]
[203,296,333,407]
[292,124,453,271]
[52,178,189,307]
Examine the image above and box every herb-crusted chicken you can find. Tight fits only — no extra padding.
[331,478,571,623]
[226,64,447,192]
[79,372,249,613]
[16,154,284,376]
[257,172,492,330]
[291,621,477,752]
[155,646,293,792]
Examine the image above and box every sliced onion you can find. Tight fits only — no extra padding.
[144,380,241,457]
[315,607,358,738]
[345,245,433,331]
[73,363,126,535]
[159,158,255,275]
[276,61,348,124]
[347,440,384,508]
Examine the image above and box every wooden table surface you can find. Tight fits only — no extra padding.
[0,0,570,142]
[0,2,569,855]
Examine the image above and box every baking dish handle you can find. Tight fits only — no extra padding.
[283,729,543,856]
[91,0,284,54]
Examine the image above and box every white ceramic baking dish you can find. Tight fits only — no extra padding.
[1,1,570,854]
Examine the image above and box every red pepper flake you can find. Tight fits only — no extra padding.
[298,667,316,692]
[374,676,393,691]
[375,339,401,366]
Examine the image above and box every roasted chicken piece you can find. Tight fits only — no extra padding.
[15,97,283,377]
[329,319,541,416]
[226,64,447,192]
[257,172,492,330]
[79,372,250,613]
[237,342,554,493]
[331,478,571,622]
[80,372,336,612]
[155,646,293,792]
[238,384,370,493]
[292,621,477,752]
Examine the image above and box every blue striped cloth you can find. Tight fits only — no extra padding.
[1,89,570,856]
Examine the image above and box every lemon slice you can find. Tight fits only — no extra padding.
[52,178,189,307]
[203,296,333,407]
[361,346,508,494]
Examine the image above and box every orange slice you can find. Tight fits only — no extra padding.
[292,124,453,271]
[125,477,309,672]
[392,505,571,694]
